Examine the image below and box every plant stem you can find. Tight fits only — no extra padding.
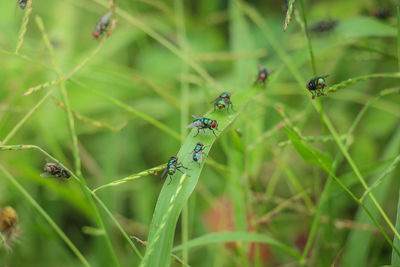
[298,0,317,76]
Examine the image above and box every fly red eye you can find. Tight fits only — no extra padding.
[93,32,100,39]
[211,121,218,128]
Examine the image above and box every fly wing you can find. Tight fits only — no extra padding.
[186,122,196,129]
[40,172,55,178]
[161,166,168,179]
[197,152,203,163]
[210,96,219,104]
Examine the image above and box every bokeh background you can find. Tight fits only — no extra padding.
[1,0,400,266]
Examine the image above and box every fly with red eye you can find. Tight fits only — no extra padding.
[186,116,219,137]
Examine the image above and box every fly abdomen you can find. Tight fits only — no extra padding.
[167,165,176,175]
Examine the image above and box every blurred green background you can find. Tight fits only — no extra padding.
[1,0,400,266]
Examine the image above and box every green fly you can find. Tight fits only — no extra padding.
[306,76,328,99]
[211,92,234,112]
[186,116,219,137]
[163,156,188,184]
[191,142,207,163]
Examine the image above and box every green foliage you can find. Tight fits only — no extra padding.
[1,0,400,266]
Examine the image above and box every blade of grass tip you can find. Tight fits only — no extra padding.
[0,164,91,267]
[0,144,143,260]
[92,164,167,193]
[1,88,55,145]
[298,0,316,76]
[90,0,221,90]
[70,79,182,141]
[141,85,263,267]
[174,0,190,263]
[15,0,32,54]
[52,98,127,132]
[283,0,296,31]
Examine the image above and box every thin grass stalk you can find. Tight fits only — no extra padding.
[298,0,317,76]
[0,144,143,259]
[92,164,166,193]
[52,98,127,132]
[278,134,346,147]
[1,88,55,145]
[174,0,190,263]
[0,164,91,267]
[35,17,120,266]
[326,72,400,94]
[397,6,400,72]
[15,0,32,54]
[140,174,188,267]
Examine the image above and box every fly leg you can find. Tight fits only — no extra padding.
[194,128,200,137]
[230,102,236,112]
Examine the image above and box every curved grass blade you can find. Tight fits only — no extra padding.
[172,231,301,260]
[92,164,166,193]
[140,85,262,267]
